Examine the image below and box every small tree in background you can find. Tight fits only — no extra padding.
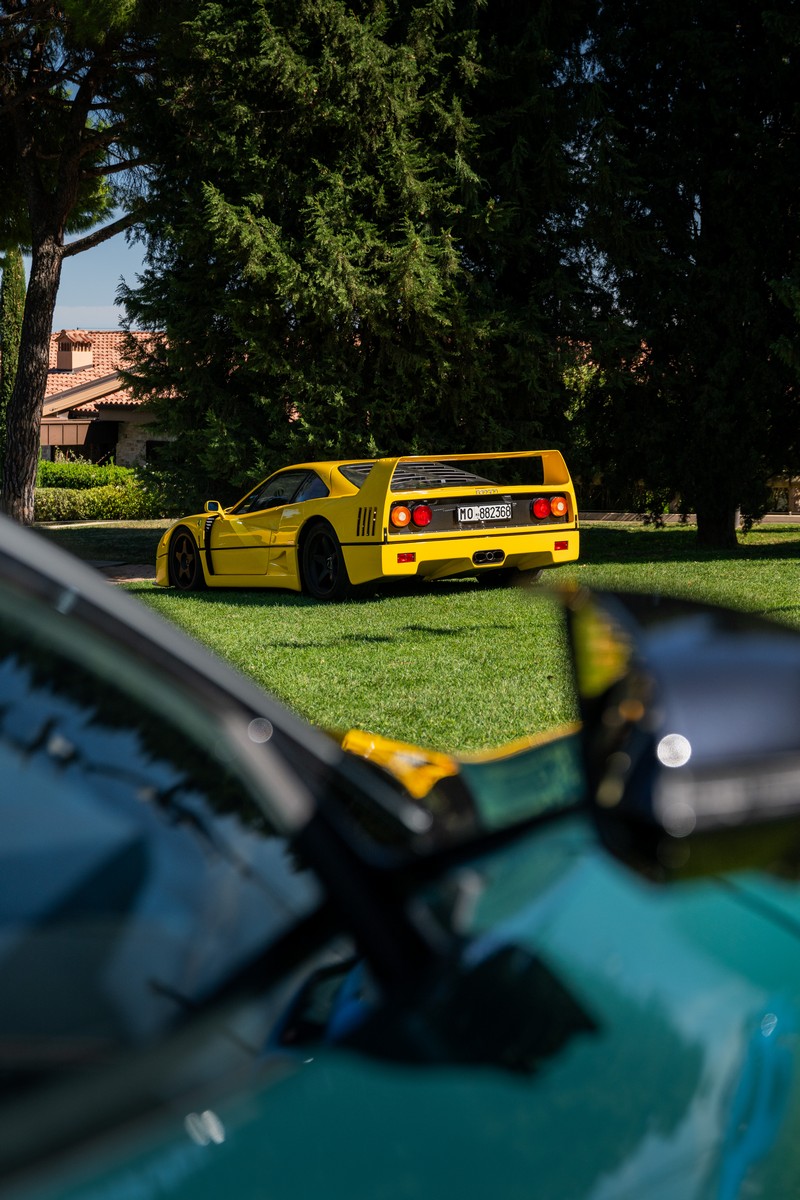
[0,246,25,484]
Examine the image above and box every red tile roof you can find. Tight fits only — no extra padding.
[45,330,150,412]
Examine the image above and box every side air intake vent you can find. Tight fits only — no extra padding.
[357,506,378,537]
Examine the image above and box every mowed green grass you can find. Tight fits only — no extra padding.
[75,520,800,753]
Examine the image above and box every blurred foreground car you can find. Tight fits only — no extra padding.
[155,451,579,599]
[4,515,800,1198]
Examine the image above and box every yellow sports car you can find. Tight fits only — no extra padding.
[155,451,579,600]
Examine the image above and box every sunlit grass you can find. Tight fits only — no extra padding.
[37,518,800,752]
[138,581,573,752]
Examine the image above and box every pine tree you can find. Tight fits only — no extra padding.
[121,0,590,501]
[0,247,25,483]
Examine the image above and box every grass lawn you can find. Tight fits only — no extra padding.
[34,519,800,753]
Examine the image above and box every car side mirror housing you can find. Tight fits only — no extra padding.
[204,500,222,513]
[566,588,800,879]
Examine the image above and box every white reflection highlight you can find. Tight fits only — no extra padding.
[184,1110,226,1146]
[248,718,274,743]
[657,732,692,768]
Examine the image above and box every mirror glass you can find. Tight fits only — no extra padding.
[567,589,800,875]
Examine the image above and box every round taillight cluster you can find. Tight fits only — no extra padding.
[391,503,433,529]
[531,495,568,520]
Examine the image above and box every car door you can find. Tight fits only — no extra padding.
[209,470,311,577]
[267,469,331,580]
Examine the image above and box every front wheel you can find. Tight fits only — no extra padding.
[301,524,353,601]
[169,526,206,591]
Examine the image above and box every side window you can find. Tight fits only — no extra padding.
[0,605,322,1090]
[236,471,309,514]
[295,472,329,503]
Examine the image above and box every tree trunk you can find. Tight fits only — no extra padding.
[1,237,63,525]
[695,502,739,550]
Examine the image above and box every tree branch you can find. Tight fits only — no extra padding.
[62,210,139,258]
[82,157,147,178]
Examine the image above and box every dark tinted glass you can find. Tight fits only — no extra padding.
[295,472,329,502]
[235,471,310,513]
[0,601,321,1093]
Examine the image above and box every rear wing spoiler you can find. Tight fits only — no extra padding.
[368,450,573,488]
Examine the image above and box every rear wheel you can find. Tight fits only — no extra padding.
[169,526,206,591]
[301,524,353,601]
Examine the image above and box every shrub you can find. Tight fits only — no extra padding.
[35,483,165,522]
[37,458,135,491]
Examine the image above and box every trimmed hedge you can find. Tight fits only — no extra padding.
[36,459,136,490]
[35,484,164,522]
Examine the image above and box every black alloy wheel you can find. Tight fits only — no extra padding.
[302,524,352,601]
[169,527,206,591]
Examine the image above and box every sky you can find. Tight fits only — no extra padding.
[24,229,147,333]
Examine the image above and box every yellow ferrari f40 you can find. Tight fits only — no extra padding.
[155,451,579,600]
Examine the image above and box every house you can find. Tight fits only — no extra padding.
[40,330,165,466]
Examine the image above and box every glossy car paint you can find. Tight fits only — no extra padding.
[154,452,580,593]
[12,814,800,1200]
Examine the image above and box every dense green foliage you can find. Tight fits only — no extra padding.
[0,247,25,482]
[34,454,165,520]
[36,459,136,490]
[121,0,589,501]
[573,2,800,545]
[34,481,164,522]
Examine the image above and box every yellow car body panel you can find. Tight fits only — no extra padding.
[155,451,579,595]
[339,723,583,800]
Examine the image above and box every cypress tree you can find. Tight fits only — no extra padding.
[0,247,25,483]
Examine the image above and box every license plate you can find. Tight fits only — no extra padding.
[457,502,512,523]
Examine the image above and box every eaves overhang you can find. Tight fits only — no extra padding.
[42,373,123,417]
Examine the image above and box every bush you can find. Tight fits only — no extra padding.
[37,458,135,490]
[35,483,165,522]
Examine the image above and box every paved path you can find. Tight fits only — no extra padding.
[88,561,156,583]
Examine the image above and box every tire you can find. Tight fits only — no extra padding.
[301,524,353,601]
[169,526,206,591]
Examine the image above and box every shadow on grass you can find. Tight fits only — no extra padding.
[127,577,497,607]
[582,525,800,566]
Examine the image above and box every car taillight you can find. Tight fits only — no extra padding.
[550,495,568,517]
[532,498,551,519]
[391,505,411,528]
[411,504,433,527]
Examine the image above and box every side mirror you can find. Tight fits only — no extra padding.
[204,500,222,513]
[566,589,800,879]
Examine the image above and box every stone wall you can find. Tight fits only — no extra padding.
[115,421,151,467]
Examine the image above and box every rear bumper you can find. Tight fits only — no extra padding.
[345,528,579,583]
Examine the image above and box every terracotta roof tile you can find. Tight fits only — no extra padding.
[45,330,150,403]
